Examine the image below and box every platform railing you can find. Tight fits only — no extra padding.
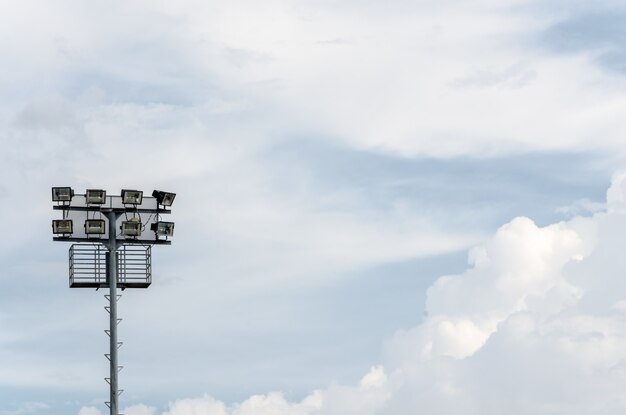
[69,244,151,288]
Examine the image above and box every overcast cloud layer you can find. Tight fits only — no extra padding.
[2,0,626,414]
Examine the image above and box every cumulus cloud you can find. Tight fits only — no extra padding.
[606,170,626,212]
[383,175,626,413]
[377,176,626,413]
[411,215,592,359]
[139,365,390,415]
[123,404,157,415]
[77,407,101,415]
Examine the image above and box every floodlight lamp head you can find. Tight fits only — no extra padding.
[152,190,176,207]
[52,219,73,235]
[121,220,142,237]
[151,221,174,238]
[121,189,143,205]
[85,219,106,235]
[85,189,106,205]
[52,187,74,202]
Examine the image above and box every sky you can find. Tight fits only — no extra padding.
[2,0,626,414]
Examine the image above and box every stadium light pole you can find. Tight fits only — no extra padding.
[107,209,121,415]
[51,188,176,415]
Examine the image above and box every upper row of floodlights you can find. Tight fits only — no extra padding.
[52,187,175,207]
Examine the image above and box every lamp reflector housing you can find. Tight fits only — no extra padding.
[152,190,176,207]
[151,221,175,237]
[85,219,106,234]
[52,219,73,234]
[52,187,74,202]
[85,189,106,204]
[121,220,142,236]
[121,189,143,205]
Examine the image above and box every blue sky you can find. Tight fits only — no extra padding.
[2,1,626,414]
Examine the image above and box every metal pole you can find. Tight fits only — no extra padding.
[107,211,120,415]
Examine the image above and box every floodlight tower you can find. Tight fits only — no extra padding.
[51,187,176,415]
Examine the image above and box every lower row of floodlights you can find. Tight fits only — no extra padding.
[51,218,174,238]
[51,187,176,240]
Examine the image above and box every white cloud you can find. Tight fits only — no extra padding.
[379,178,626,412]
[124,404,157,415]
[160,366,390,415]
[77,407,100,415]
[162,395,227,415]
[120,0,626,158]
[384,215,592,360]
[2,0,626,161]
[606,170,626,212]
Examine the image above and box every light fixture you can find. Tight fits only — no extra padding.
[151,221,174,237]
[85,219,106,234]
[121,189,143,205]
[152,190,176,207]
[121,220,142,237]
[52,187,74,202]
[85,189,106,205]
[52,219,73,234]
